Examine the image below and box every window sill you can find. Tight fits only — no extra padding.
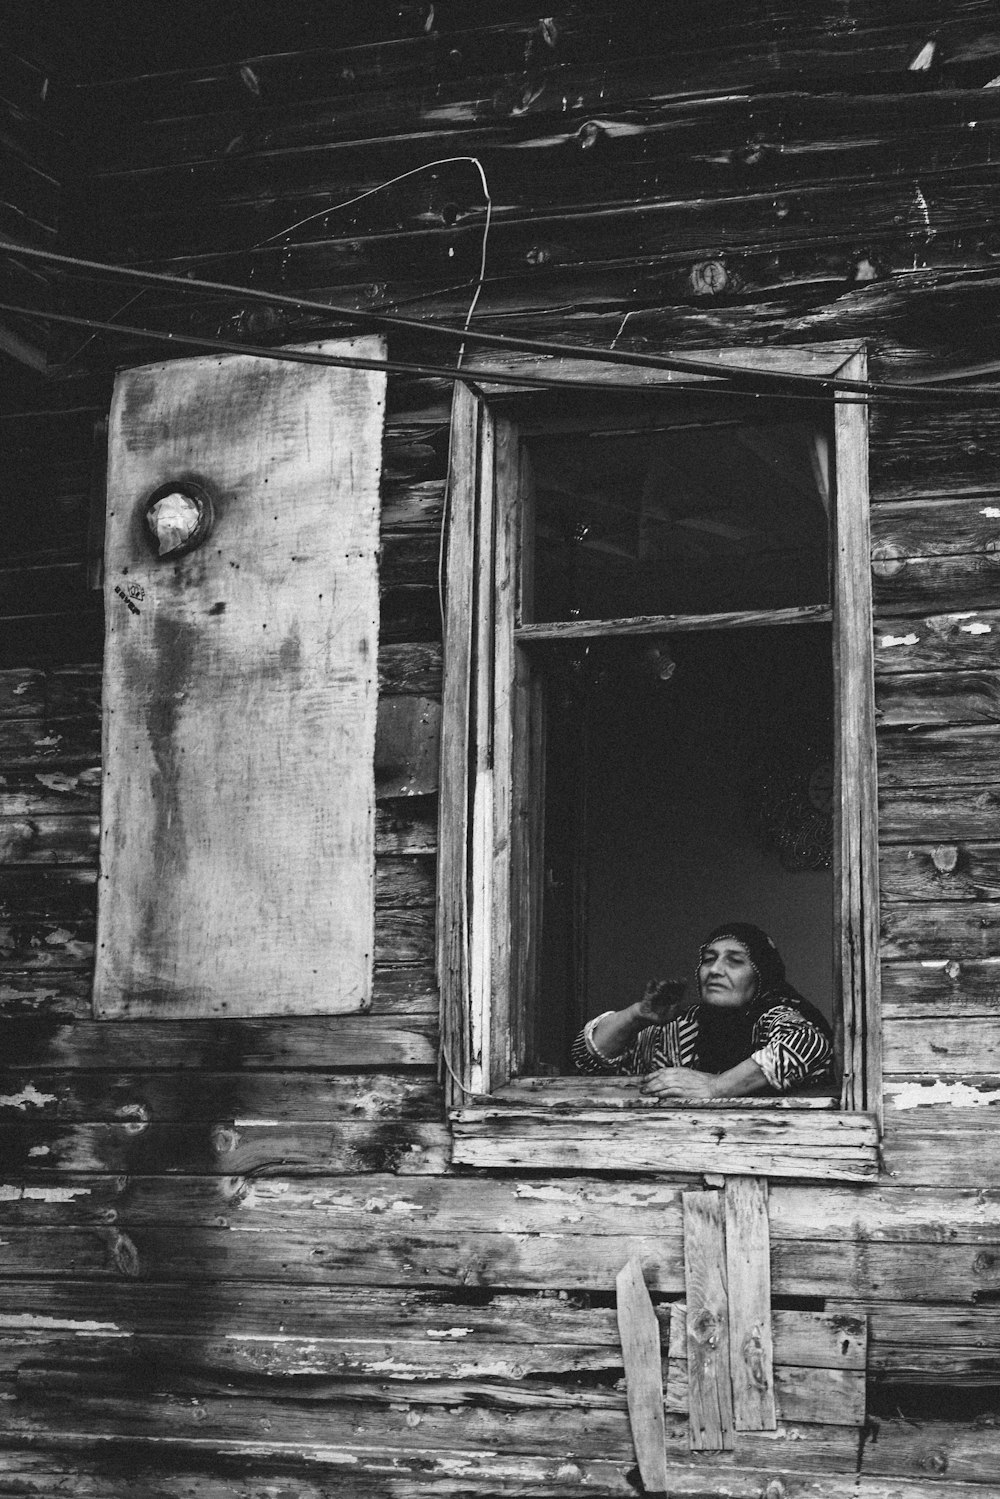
[450,1078,879,1181]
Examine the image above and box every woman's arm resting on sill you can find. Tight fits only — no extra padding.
[642,1057,770,1101]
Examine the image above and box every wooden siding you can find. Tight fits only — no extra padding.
[2,3,1000,1495]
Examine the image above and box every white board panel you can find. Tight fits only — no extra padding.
[94,339,385,1017]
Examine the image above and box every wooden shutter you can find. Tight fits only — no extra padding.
[94,338,385,1018]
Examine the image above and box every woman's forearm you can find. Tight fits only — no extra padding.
[589,1003,648,1060]
[710,1057,770,1097]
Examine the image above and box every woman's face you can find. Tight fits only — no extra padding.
[698,937,758,1009]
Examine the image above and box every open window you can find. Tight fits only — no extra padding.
[439,346,881,1180]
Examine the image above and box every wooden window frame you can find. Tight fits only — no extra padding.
[438,344,881,1181]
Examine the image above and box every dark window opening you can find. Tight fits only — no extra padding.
[530,626,834,1075]
[519,410,835,1082]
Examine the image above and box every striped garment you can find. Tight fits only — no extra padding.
[572,1001,833,1093]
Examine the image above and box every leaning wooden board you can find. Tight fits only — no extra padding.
[94,339,385,1017]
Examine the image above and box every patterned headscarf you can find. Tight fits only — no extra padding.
[693,921,831,1075]
[697,921,785,1000]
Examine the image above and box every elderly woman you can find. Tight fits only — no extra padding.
[573,921,833,1099]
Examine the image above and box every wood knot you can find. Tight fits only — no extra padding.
[575,120,605,150]
[688,260,728,297]
[689,1308,719,1346]
[931,845,959,874]
[765,1481,787,1499]
[871,542,906,577]
[211,1126,240,1156]
[109,1231,140,1278]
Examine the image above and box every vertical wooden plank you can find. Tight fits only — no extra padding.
[489,415,519,1090]
[833,350,882,1124]
[437,381,480,1107]
[682,1189,734,1451]
[468,410,497,1096]
[511,438,545,1073]
[95,338,384,1018]
[615,1256,668,1496]
[724,1176,776,1432]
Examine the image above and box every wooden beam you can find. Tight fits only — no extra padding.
[516,603,831,643]
[615,1256,668,1495]
[682,1189,734,1451]
[437,381,479,1107]
[450,1105,880,1180]
[724,1176,776,1432]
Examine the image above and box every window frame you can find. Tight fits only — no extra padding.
[438,344,881,1180]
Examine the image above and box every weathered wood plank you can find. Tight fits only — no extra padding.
[882,843,1000,902]
[875,608,1000,676]
[450,1107,880,1181]
[0,1118,451,1178]
[666,1304,865,1426]
[0,814,99,865]
[881,901,1000,960]
[852,1301,1000,1383]
[0,716,100,767]
[878,725,1000,789]
[2,1015,438,1070]
[615,1256,667,1493]
[0,1069,440,1122]
[0,1388,864,1472]
[863,1415,1000,1486]
[0,1279,866,1360]
[879,785,1000,842]
[437,381,478,1108]
[882,958,1000,1017]
[380,479,445,535]
[682,1190,733,1451]
[0,963,435,1020]
[96,340,385,1019]
[833,351,880,1117]
[884,1018,1000,1076]
[876,669,1000,726]
[723,1177,775,1432]
[1,1215,991,1300]
[0,902,432,972]
[0,1326,626,1385]
[0,1449,984,1499]
[2,651,439,714]
[377,641,442,696]
[0,868,96,920]
[375,695,441,797]
[1,1281,982,1393]
[4,1173,996,1251]
[0,973,93,1018]
[881,1112,1000,1187]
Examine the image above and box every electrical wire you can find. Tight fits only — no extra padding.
[5,236,997,402]
[0,298,898,403]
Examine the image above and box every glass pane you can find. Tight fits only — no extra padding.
[525,418,830,622]
[531,625,834,1075]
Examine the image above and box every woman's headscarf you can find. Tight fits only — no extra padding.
[694,921,831,1075]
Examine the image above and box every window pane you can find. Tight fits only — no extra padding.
[531,626,834,1074]
[526,418,830,623]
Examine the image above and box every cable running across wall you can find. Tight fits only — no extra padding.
[7,237,1000,403]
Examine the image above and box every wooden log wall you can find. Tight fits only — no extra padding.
[0,26,67,372]
[2,3,1000,1495]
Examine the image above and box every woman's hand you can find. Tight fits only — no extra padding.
[642,1066,718,1101]
[635,978,687,1026]
[643,1058,771,1100]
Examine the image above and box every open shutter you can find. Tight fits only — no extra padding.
[94,337,385,1018]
